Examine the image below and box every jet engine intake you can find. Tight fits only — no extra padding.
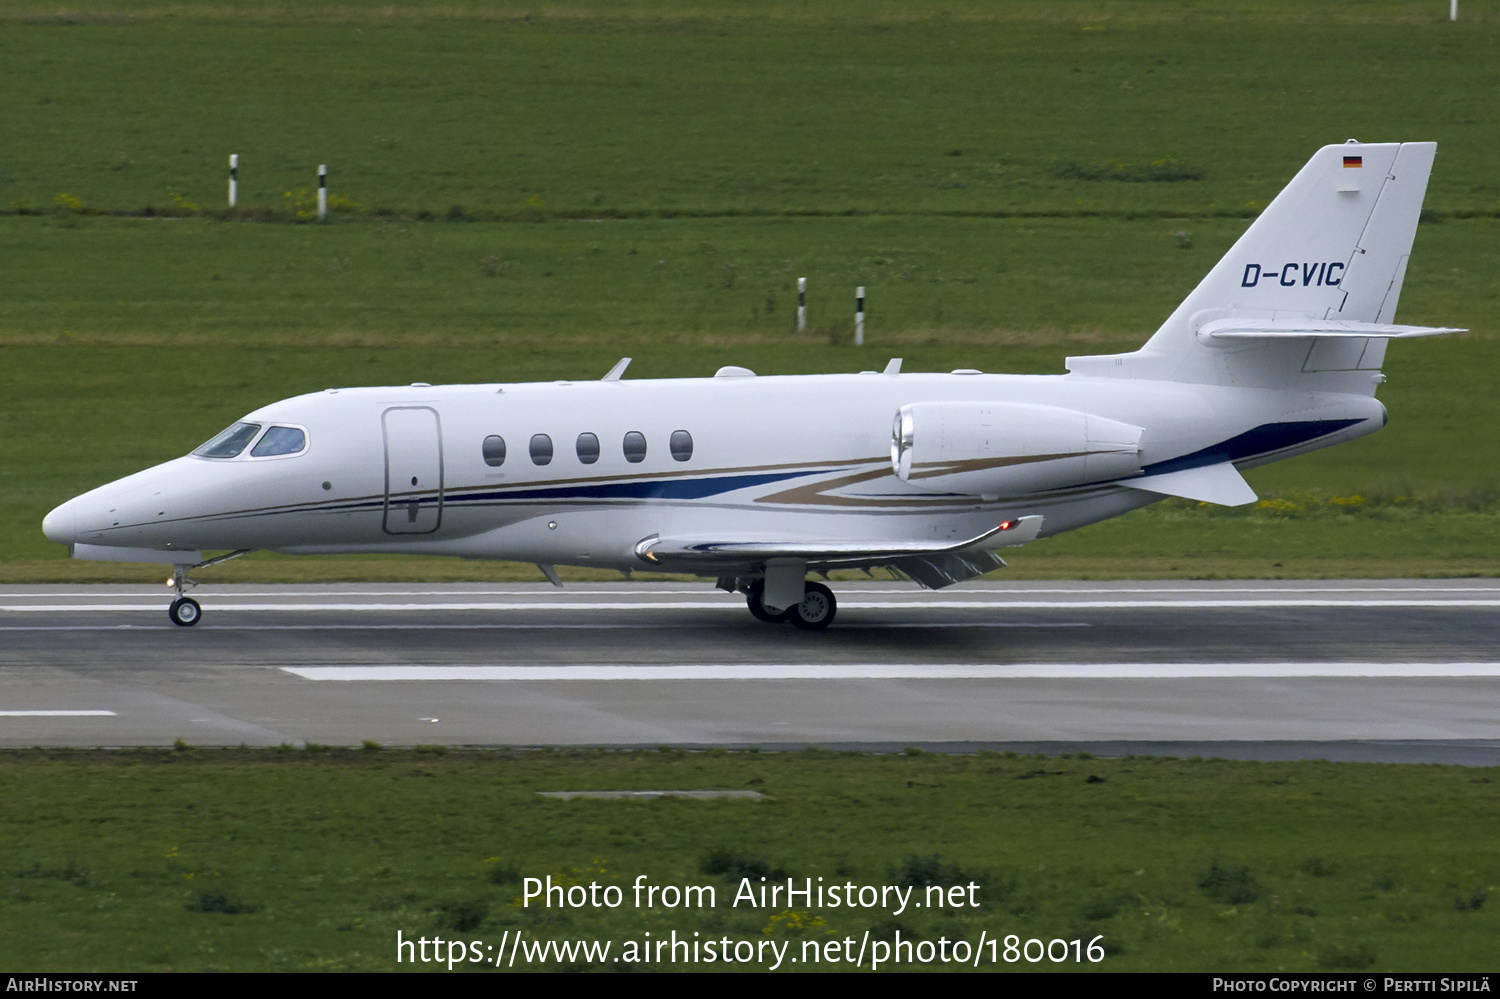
[891,401,1143,498]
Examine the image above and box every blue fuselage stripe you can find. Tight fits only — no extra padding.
[1141,419,1363,477]
[446,469,822,504]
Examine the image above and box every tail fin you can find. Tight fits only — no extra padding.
[1067,141,1451,390]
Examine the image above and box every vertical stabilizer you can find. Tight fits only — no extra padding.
[1066,141,1436,388]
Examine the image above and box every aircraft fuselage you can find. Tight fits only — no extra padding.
[43,369,1383,573]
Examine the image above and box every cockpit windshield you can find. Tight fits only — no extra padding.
[251,426,307,457]
[194,422,262,459]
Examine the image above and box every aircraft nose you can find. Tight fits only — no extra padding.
[42,499,78,545]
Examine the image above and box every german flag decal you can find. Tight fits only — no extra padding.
[1343,155,1363,168]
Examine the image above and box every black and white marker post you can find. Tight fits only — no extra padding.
[317,164,328,220]
[228,154,237,208]
[855,286,865,346]
[797,277,807,333]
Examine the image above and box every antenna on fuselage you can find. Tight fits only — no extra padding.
[601,357,632,381]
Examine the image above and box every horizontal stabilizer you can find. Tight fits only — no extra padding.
[1122,462,1257,507]
[1199,318,1462,340]
[634,516,1044,567]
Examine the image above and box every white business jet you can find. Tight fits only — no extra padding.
[43,141,1458,628]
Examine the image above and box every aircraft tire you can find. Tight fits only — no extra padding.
[789,582,837,631]
[169,597,202,627]
[746,581,791,623]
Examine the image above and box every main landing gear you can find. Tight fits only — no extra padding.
[746,579,838,631]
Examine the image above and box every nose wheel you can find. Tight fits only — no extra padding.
[169,596,202,627]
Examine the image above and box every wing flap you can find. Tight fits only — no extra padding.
[884,550,1008,590]
[634,515,1044,567]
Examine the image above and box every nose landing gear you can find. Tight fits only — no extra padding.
[165,550,252,627]
[167,565,201,627]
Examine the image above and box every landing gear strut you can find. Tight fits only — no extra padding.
[744,579,838,630]
[168,565,201,627]
[164,550,252,627]
[746,580,789,623]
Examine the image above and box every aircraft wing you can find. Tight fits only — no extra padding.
[633,515,1044,589]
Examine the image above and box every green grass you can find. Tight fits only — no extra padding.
[4,2,1500,220]
[0,212,1264,344]
[2,748,1496,972]
[5,212,1496,344]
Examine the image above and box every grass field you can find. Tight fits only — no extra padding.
[2,748,1497,972]
[4,2,1500,220]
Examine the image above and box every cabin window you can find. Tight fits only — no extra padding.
[194,422,261,459]
[251,426,307,457]
[669,430,693,462]
[482,435,507,467]
[622,431,647,463]
[530,434,554,465]
[576,432,600,464]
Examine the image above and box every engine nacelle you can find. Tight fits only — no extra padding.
[891,401,1143,498]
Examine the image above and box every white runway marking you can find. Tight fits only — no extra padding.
[7,599,1500,613]
[0,710,117,717]
[282,662,1500,682]
[0,621,1089,632]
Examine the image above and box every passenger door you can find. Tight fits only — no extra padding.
[382,407,443,534]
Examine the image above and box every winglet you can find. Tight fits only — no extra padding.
[961,515,1045,549]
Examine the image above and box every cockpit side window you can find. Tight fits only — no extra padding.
[251,426,308,457]
[194,422,262,459]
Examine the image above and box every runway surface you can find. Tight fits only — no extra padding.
[2,579,1498,762]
